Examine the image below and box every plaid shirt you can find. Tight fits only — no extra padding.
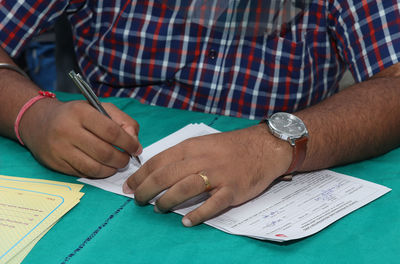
[1,0,399,119]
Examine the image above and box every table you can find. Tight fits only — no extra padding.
[1,92,399,264]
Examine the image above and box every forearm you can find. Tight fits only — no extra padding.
[0,47,44,139]
[297,73,400,171]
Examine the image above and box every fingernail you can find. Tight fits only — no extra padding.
[182,217,193,227]
[135,144,143,156]
[122,181,134,194]
[125,127,137,139]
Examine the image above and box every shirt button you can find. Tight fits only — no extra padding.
[208,49,217,59]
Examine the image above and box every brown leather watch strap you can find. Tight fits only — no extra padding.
[284,136,308,175]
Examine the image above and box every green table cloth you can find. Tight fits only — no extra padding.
[1,92,399,264]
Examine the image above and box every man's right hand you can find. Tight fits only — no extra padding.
[18,99,142,178]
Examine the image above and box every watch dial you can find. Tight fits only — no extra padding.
[269,112,306,138]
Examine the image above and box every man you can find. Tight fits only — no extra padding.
[0,0,399,227]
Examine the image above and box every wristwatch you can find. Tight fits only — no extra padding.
[263,112,309,175]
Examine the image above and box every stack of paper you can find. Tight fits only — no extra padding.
[80,123,391,242]
[0,175,84,264]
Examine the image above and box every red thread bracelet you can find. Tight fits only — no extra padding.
[14,90,56,145]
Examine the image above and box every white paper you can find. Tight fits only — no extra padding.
[79,123,391,241]
[79,123,219,197]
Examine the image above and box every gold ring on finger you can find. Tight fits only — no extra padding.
[198,171,212,192]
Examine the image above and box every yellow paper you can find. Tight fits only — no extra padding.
[6,224,52,264]
[0,175,83,193]
[0,175,84,264]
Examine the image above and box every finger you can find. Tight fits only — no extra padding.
[125,145,186,191]
[73,128,130,169]
[154,173,211,213]
[132,136,208,184]
[182,188,233,227]
[82,109,140,155]
[132,158,202,205]
[59,146,117,178]
[104,103,142,155]
[103,103,140,136]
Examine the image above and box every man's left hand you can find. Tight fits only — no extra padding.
[123,124,292,227]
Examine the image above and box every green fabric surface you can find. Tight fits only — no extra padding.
[0,92,398,264]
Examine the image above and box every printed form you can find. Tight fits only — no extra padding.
[0,176,84,264]
[79,123,391,242]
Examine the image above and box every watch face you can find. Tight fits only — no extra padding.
[268,112,307,139]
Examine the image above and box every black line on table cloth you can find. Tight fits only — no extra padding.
[208,116,219,127]
[62,116,218,263]
[61,198,133,263]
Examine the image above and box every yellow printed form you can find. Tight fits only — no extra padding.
[0,175,84,264]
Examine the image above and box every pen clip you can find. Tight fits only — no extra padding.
[68,70,111,118]
[69,71,100,104]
